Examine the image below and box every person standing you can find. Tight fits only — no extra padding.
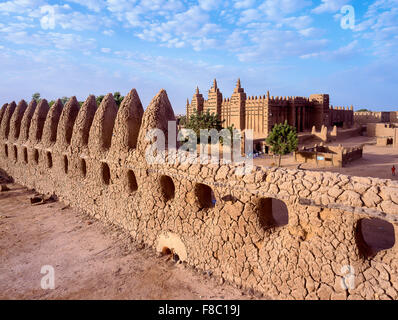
[392,165,396,176]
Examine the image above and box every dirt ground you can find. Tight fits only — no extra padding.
[0,181,263,300]
[254,136,398,180]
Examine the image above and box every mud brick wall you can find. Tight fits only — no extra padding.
[1,89,398,300]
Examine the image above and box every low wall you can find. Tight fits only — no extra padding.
[294,145,362,168]
[366,123,398,147]
[366,123,394,137]
[334,127,362,140]
[355,111,398,125]
[1,89,398,300]
[310,125,361,143]
[294,150,340,167]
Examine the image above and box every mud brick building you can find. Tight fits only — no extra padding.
[186,79,354,138]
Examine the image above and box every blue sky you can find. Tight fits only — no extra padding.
[0,0,397,114]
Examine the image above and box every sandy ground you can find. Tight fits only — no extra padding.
[0,181,263,300]
[254,136,398,180]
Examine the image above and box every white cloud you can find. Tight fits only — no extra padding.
[238,9,262,24]
[57,11,101,31]
[225,30,246,48]
[236,27,329,62]
[135,5,215,49]
[190,37,218,51]
[300,40,359,60]
[282,15,312,29]
[106,0,135,13]
[260,0,312,19]
[352,0,398,58]
[101,47,111,53]
[105,0,185,28]
[233,0,256,9]
[2,30,97,51]
[20,3,107,31]
[199,0,221,11]
[103,29,114,36]
[299,27,319,37]
[67,0,106,13]
[0,0,44,13]
[312,0,350,14]
[0,21,35,33]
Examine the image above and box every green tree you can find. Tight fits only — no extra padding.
[32,92,41,103]
[96,95,105,106]
[94,92,124,107]
[113,91,124,107]
[60,96,69,105]
[185,109,224,143]
[356,108,371,112]
[265,121,298,167]
[178,115,187,127]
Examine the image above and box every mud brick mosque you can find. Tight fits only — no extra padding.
[186,79,354,138]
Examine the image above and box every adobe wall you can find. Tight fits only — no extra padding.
[1,89,398,300]
[311,125,361,143]
[366,123,396,137]
[391,112,398,123]
[333,126,362,140]
[294,145,363,168]
[329,106,354,128]
[354,111,397,125]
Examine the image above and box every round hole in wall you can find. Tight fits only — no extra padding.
[257,198,289,230]
[160,175,175,202]
[80,158,87,178]
[356,218,395,258]
[23,147,28,163]
[34,149,39,164]
[161,246,179,262]
[194,183,216,209]
[63,155,68,174]
[101,162,110,185]
[128,170,138,192]
[47,152,53,168]
[13,145,18,161]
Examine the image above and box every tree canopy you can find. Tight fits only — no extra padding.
[32,92,41,102]
[32,92,123,108]
[185,109,223,141]
[178,115,187,126]
[265,121,298,167]
[96,92,124,107]
[184,109,235,145]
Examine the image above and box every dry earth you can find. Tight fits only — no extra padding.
[0,179,263,300]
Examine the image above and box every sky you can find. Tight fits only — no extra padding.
[0,0,397,114]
